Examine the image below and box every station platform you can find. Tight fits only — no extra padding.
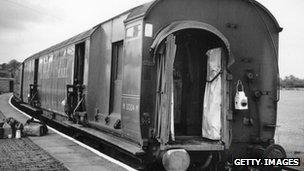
[0,93,133,171]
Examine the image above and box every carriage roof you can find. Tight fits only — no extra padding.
[23,0,281,62]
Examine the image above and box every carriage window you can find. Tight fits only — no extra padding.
[112,42,123,80]
[126,24,142,39]
[110,41,123,114]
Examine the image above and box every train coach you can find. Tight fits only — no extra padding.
[0,78,14,94]
[14,0,285,170]
[0,70,13,94]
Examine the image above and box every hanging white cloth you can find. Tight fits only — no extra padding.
[155,34,176,144]
[170,76,175,141]
[202,48,222,140]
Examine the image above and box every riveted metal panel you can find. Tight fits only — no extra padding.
[121,20,143,144]
[87,23,112,120]
[37,46,75,115]
[13,65,23,99]
[22,59,35,103]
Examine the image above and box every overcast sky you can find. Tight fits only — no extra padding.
[0,0,303,78]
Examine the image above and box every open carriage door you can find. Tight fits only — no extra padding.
[202,48,228,141]
[155,34,176,144]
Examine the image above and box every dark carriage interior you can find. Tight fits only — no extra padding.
[172,29,224,137]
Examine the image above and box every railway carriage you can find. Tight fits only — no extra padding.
[14,0,285,170]
[0,78,14,94]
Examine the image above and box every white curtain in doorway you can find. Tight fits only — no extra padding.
[202,48,222,140]
[155,34,177,144]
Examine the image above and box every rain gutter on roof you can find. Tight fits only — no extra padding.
[24,28,96,62]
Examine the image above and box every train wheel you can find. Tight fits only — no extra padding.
[206,152,227,171]
[261,144,286,171]
[262,144,286,158]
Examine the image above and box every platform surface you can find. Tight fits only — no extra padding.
[0,138,68,170]
[0,93,130,171]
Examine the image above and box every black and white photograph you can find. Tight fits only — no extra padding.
[0,0,303,170]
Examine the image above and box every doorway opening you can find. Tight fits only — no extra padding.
[109,41,123,116]
[173,29,224,136]
[74,42,85,86]
[155,28,227,141]
[29,59,39,107]
[67,42,86,120]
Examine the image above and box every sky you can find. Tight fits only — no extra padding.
[0,0,303,79]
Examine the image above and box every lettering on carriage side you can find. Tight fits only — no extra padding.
[122,102,139,112]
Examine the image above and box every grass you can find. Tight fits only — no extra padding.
[275,90,304,168]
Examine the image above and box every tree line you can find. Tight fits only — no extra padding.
[0,59,21,78]
[280,75,304,88]
[0,59,303,88]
